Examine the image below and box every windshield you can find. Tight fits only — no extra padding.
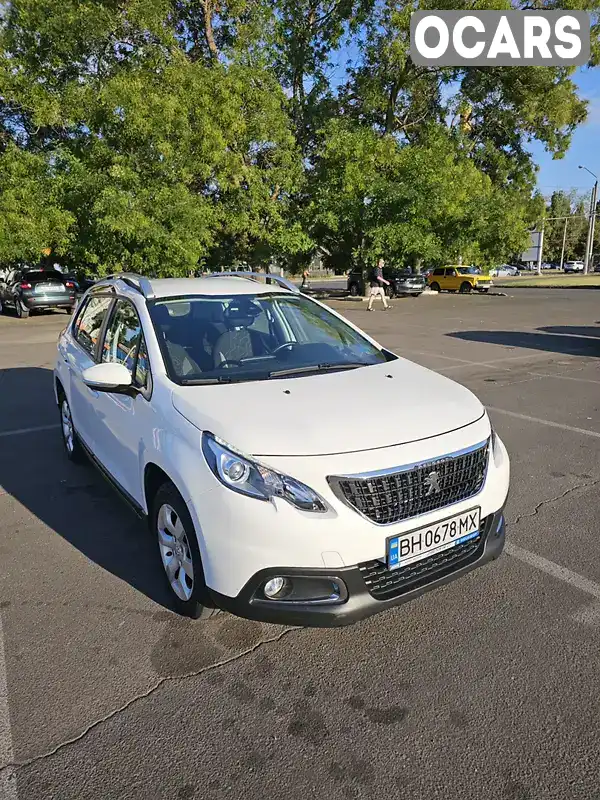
[150,293,388,384]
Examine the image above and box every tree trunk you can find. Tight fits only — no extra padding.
[201,0,219,59]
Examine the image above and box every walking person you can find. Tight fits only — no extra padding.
[367,257,390,311]
[300,268,310,291]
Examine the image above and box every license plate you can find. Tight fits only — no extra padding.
[35,283,63,294]
[387,508,480,570]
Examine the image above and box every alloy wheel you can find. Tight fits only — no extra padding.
[61,399,74,454]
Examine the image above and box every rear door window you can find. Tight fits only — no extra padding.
[433,268,444,276]
[74,296,113,359]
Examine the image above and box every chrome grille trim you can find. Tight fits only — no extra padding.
[327,439,489,527]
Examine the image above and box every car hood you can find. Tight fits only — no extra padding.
[170,357,485,458]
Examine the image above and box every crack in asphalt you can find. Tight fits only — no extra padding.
[0,626,297,776]
[509,478,600,528]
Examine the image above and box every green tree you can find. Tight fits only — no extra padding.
[0,0,310,276]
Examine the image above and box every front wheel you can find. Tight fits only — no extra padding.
[385,285,395,298]
[153,483,220,620]
[459,282,472,294]
[348,283,359,297]
[429,282,440,292]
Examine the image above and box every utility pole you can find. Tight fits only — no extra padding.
[579,165,598,274]
[559,217,568,270]
[536,218,544,275]
[588,184,597,272]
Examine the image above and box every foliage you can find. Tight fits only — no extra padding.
[0,0,598,276]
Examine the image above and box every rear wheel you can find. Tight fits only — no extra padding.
[59,394,85,463]
[152,482,220,620]
[385,284,395,298]
[459,282,472,294]
[430,282,440,292]
[348,283,359,297]
[15,298,30,318]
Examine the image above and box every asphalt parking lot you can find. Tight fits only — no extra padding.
[1,288,599,800]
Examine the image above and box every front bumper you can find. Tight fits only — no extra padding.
[210,506,506,627]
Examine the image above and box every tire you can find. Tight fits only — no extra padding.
[412,292,423,297]
[348,283,359,297]
[430,282,440,292]
[481,288,489,293]
[15,298,30,318]
[58,393,86,463]
[385,285,395,299]
[152,482,220,620]
[459,282,472,294]
[0,298,4,315]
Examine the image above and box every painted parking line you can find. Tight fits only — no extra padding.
[0,424,59,439]
[0,614,17,799]
[487,407,600,439]
[506,543,600,601]
[531,372,600,386]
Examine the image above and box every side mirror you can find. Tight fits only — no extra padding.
[82,362,133,394]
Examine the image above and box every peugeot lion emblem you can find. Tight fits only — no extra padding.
[424,470,441,496]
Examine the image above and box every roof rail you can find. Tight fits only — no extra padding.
[205,271,299,294]
[98,273,155,300]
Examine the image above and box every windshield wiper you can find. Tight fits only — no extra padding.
[180,375,242,385]
[267,362,367,378]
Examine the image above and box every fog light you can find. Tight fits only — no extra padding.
[263,577,291,599]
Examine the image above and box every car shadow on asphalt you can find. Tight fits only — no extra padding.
[537,325,600,339]
[0,366,174,612]
[446,329,600,357]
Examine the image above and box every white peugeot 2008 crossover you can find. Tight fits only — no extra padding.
[54,272,510,626]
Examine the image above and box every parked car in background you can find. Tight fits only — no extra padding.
[427,266,493,293]
[490,265,519,277]
[347,267,426,298]
[0,268,76,318]
[564,260,585,273]
[54,272,509,625]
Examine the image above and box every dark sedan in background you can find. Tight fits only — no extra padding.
[347,267,426,298]
[0,268,76,318]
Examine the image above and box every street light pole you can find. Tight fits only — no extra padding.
[588,181,597,272]
[536,217,545,275]
[559,217,568,270]
[579,165,598,275]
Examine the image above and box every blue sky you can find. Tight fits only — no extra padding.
[531,68,600,197]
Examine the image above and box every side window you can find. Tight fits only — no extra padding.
[102,299,149,388]
[433,268,444,276]
[447,269,456,276]
[248,306,271,336]
[74,296,113,358]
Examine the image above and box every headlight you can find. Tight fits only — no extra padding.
[202,433,328,513]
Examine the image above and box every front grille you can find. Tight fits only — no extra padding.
[359,526,486,600]
[329,442,488,526]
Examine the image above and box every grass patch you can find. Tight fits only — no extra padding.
[496,274,600,288]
